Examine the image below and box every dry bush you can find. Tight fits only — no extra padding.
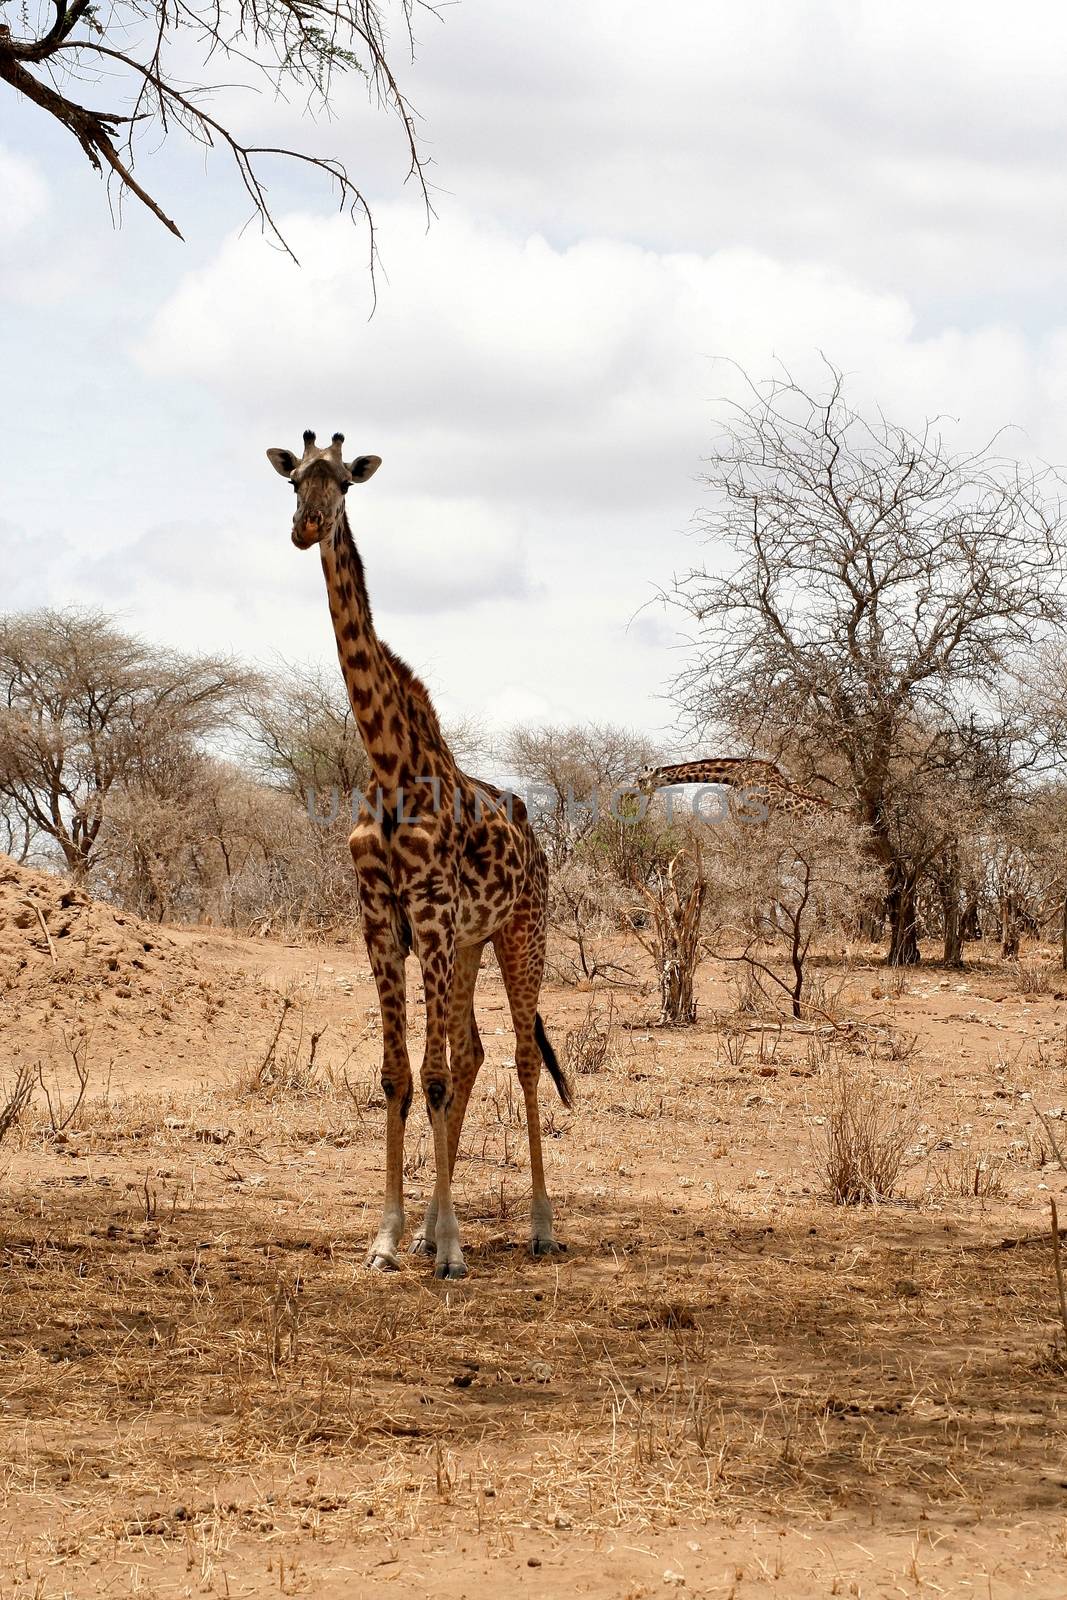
[36,1029,95,1136]
[1017,961,1060,996]
[546,858,639,987]
[100,761,360,935]
[632,843,706,1026]
[565,995,614,1076]
[930,1149,1008,1201]
[0,1061,35,1147]
[799,967,854,1025]
[240,999,340,1100]
[707,812,877,1025]
[820,1053,920,1205]
[728,962,770,1018]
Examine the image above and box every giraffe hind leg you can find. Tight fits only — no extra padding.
[494,915,568,1257]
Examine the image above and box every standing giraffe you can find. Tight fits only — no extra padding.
[267,430,570,1280]
[637,757,838,821]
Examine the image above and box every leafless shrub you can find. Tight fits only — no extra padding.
[546,859,640,987]
[0,1062,35,1147]
[1032,1105,1067,1175]
[879,1028,922,1066]
[241,999,336,1099]
[729,964,769,1018]
[930,1149,1008,1201]
[565,995,614,1076]
[820,1055,919,1204]
[36,1029,94,1135]
[632,846,706,1026]
[1018,962,1058,996]
[717,1028,749,1069]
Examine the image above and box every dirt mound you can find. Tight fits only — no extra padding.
[0,855,192,989]
[0,856,279,1083]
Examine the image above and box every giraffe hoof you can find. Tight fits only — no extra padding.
[434,1260,468,1280]
[530,1238,565,1257]
[366,1251,401,1272]
[409,1235,435,1257]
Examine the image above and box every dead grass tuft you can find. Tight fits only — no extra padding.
[0,1060,35,1146]
[565,995,613,1076]
[820,1052,919,1205]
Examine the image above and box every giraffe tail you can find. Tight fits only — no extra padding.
[534,1013,573,1109]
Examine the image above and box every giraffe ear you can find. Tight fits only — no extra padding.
[267,448,298,477]
[348,455,381,483]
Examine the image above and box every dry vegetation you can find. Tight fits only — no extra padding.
[1,858,1067,1597]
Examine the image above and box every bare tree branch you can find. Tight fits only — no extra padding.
[0,0,435,259]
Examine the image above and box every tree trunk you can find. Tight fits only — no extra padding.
[960,895,982,941]
[943,893,964,968]
[1061,893,1067,974]
[936,850,965,968]
[640,850,706,1026]
[886,867,921,967]
[1000,895,1021,960]
[658,955,698,1026]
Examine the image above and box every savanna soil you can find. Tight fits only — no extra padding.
[1,855,1066,1598]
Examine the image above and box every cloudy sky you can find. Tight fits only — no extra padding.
[4,1,1067,740]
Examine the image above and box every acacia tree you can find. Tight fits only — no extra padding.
[0,608,251,879]
[500,722,661,867]
[0,0,429,256]
[669,367,1067,965]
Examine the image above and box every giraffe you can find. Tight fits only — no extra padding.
[267,430,571,1280]
[636,757,837,822]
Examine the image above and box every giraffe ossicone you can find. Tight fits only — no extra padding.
[266,430,570,1281]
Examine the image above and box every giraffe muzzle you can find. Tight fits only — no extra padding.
[292,518,323,549]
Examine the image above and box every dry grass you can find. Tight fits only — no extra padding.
[4,929,1067,1594]
[1017,961,1062,996]
[564,994,613,1076]
[0,1060,35,1146]
[929,1148,1008,1201]
[819,1051,920,1204]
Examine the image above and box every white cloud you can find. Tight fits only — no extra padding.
[0,145,48,233]
[9,2,1067,738]
[129,201,1067,732]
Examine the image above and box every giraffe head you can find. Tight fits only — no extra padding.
[635,764,659,793]
[266,430,381,549]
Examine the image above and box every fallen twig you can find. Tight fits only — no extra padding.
[24,900,56,964]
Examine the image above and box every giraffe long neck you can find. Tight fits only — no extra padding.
[320,516,417,790]
[647,759,774,789]
[643,759,833,817]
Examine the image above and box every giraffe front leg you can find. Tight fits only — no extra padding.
[416,929,466,1280]
[351,831,412,1272]
[365,971,412,1269]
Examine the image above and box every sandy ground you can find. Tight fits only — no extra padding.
[1,856,1067,1597]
